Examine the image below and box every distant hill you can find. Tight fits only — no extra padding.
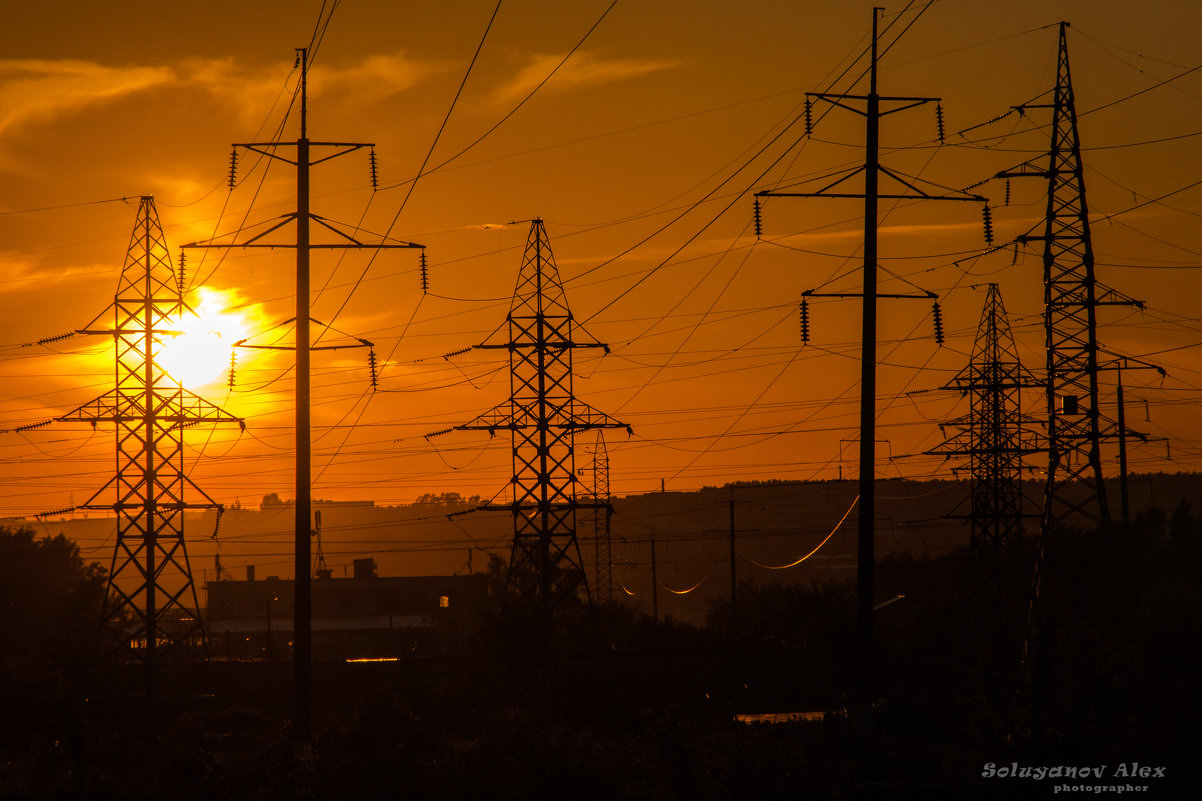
[8,473,1202,626]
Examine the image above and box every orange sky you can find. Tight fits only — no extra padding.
[2,0,1202,524]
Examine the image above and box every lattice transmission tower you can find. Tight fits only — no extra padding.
[456,219,628,635]
[998,22,1143,529]
[581,431,614,604]
[57,196,242,695]
[928,284,1042,605]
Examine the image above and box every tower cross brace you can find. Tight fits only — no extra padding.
[57,196,242,700]
[457,219,628,638]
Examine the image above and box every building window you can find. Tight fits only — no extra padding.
[439,595,450,609]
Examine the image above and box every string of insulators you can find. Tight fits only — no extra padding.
[1011,242,1019,266]
[34,332,76,346]
[804,97,813,135]
[228,350,237,389]
[368,348,379,390]
[369,148,379,190]
[35,506,78,520]
[419,250,429,293]
[1004,178,1011,206]
[177,251,187,295]
[800,298,810,345]
[982,204,994,245]
[753,198,763,239]
[935,102,945,144]
[424,427,453,440]
[227,149,238,189]
[932,301,945,346]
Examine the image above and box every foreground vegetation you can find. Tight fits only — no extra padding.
[1,506,1198,798]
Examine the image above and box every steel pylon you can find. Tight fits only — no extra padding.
[58,196,242,694]
[928,284,1042,601]
[581,431,614,604]
[458,219,628,633]
[998,23,1142,528]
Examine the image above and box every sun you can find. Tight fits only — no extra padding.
[157,287,251,388]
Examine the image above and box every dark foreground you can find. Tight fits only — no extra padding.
[2,512,1199,799]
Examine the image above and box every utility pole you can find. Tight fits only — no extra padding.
[756,8,983,717]
[728,498,737,617]
[1117,366,1129,530]
[185,48,423,740]
[650,536,658,622]
[57,196,242,709]
[453,220,629,642]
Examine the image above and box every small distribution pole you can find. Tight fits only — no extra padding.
[650,536,659,622]
[729,498,737,617]
[1117,366,1129,530]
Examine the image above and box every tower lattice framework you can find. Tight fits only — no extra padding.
[582,431,614,604]
[999,22,1141,528]
[58,196,241,687]
[928,284,1042,602]
[457,220,628,628]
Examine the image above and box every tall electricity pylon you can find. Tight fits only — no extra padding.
[457,219,628,638]
[581,431,614,604]
[755,8,983,713]
[184,48,423,739]
[928,284,1042,609]
[998,22,1143,529]
[58,196,242,699]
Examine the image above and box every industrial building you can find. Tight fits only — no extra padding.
[206,559,489,661]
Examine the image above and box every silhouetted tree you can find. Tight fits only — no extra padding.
[0,525,106,675]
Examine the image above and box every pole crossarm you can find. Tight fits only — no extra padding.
[58,386,243,427]
[231,316,374,352]
[804,289,935,300]
[808,91,939,117]
[183,214,423,251]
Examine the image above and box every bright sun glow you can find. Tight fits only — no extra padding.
[158,287,251,388]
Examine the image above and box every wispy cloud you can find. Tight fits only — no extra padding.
[0,59,172,140]
[0,50,435,149]
[490,50,680,107]
[314,52,429,99]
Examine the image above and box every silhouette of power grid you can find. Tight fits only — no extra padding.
[582,431,614,604]
[183,47,424,739]
[755,7,987,720]
[55,196,242,701]
[451,219,629,639]
[927,284,1043,628]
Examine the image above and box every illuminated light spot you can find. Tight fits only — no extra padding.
[158,287,251,388]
